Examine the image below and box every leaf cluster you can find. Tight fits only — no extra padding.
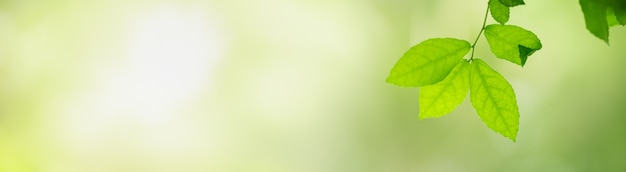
[579,0,626,43]
[386,0,541,142]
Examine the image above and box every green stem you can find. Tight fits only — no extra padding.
[469,3,490,61]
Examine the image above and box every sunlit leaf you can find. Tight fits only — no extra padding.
[419,60,470,119]
[470,59,519,142]
[490,0,510,24]
[484,24,542,66]
[387,38,470,87]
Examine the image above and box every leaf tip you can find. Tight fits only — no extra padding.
[494,126,519,142]
[417,115,428,120]
[385,75,411,87]
[509,136,517,142]
[417,111,442,120]
[506,132,518,142]
[385,76,393,83]
[385,76,395,85]
[385,78,405,87]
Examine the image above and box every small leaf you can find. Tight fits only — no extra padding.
[498,0,524,7]
[419,60,470,119]
[469,59,519,142]
[387,38,471,87]
[580,0,610,43]
[517,45,535,65]
[489,0,510,24]
[484,24,542,66]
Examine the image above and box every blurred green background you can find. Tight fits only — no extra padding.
[1,0,625,171]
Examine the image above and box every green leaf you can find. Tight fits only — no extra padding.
[615,6,626,25]
[387,38,471,87]
[580,0,610,43]
[607,7,621,27]
[419,60,470,119]
[498,0,524,7]
[484,24,542,66]
[489,0,510,24]
[469,59,519,142]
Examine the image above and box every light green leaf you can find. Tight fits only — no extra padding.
[419,60,470,119]
[387,38,471,87]
[470,59,519,142]
[580,0,609,43]
[484,24,542,66]
[498,0,524,7]
[490,0,510,24]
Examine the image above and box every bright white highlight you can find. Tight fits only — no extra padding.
[123,5,217,125]
[55,4,225,170]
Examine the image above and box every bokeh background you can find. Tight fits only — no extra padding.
[1,0,625,171]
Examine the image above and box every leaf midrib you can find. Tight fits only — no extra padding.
[394,44,468,79]
[421,63,466,115]
[474,64,515,138]
[486,26,538,50]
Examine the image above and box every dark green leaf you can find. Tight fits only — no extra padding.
[580,0,610,43]
[419,60,470,119]
[470,59,519,142]
[498,0,525,7]
[517,45,535,65]
[615,6,626,25]
[607,7,621,27]
[387,38,471,87]
[490,0,510,24]
[484,24,542,66]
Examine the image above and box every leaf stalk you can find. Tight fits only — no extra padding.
[469,2,490,62]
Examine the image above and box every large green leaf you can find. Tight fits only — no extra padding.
[498,0,524,7]
[419,60,470,119]
[470,59,519,142]
[580,0,610,43]
[387,38,471,87]
[484,24,542,66]
[490,0,510,24]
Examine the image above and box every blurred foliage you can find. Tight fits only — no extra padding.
[579,0,626,43]
[0,0,625,171]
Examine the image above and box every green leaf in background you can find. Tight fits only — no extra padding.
[498,0,524,7]
[419,60,470,119]
[615,6,626,25]
[490,0,510,24]
[607,8,621,27]
[484,24,542,66]
[387,38,470,87]
[580,0,610,43]
[469,59,519,142]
